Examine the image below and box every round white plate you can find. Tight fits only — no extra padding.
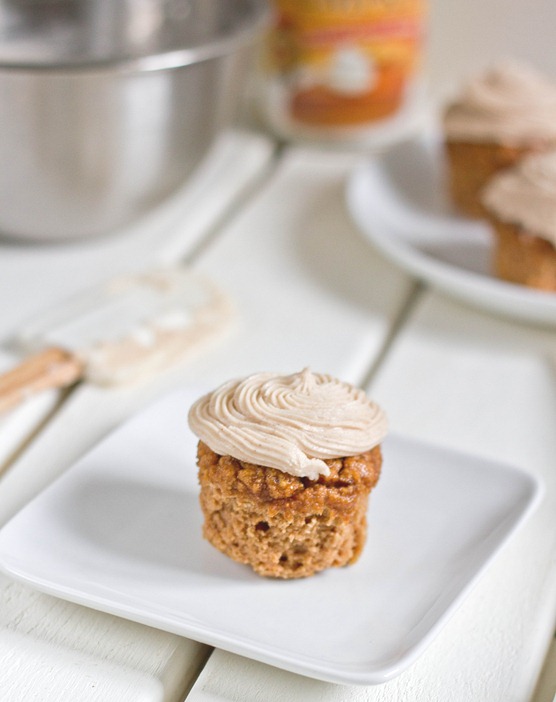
[346,133,556,327]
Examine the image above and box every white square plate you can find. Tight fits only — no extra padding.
[0,389,542,685]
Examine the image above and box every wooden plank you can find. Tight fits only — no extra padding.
[190,146,415,385]
[0,576,210,702]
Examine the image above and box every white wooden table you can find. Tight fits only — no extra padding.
[0,2,556,698]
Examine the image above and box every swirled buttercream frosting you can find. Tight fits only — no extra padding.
[187,369,388,480]
[444,61,556,144]
[482,150,556,245]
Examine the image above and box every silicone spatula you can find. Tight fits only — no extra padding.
[0,267,234,414]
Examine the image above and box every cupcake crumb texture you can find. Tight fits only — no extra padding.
[198,441,382,579]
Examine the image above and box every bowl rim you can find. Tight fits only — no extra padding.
[0,0,271,73]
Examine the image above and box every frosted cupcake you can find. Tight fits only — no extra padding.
[188,368,387,579]
[482,150,556,291]
[443,61,556,217]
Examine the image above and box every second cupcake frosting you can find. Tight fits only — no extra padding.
[482,150,556,245]
[444,61,556,144]
[188,368,387,480]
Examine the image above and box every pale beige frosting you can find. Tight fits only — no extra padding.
[444,61,556,144]
[482,150,556,245]
[188,368,388,480]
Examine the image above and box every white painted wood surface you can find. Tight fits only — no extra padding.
[0,577,209,702]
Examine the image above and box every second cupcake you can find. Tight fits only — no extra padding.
[443,61,556,217]
[482,149,556,292]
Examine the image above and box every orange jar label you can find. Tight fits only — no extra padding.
[265,0,427,128]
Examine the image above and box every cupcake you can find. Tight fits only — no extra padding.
[443,61,556,217]
[187,368,387,579]
[481,150,556,291]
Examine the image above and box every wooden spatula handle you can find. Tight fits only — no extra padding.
[0,348,84,415]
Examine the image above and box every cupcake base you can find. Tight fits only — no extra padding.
[445,140,532,217]
[196,441,382,579]
[488,219,556,291]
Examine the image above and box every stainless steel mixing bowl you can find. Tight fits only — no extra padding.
[0,0,269,241]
